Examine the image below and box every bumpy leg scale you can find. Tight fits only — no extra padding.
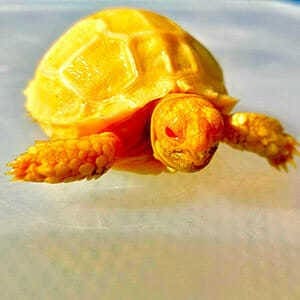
[223,112,299,170]
[8,132,120,183]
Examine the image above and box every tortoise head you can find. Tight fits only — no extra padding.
[151,93,224,172]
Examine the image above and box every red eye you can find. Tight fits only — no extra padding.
[165,127,177,138]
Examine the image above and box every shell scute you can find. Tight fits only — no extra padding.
[163,33,198,74]
[92,8,154,34]
[39,19,98,72]
[59,33,137,100]
[130,33,172,74]
[25,74,84,124]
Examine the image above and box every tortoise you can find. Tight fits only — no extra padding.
[8,7,298,183]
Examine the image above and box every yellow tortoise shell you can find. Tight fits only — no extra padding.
[25,7,233,139]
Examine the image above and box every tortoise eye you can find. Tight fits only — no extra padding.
[165,127,178,138]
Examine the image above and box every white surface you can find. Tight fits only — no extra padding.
[0,1,300,299]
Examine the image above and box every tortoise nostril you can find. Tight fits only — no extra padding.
[165,127,178,138]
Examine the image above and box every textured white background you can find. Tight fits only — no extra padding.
[0,1,300,299]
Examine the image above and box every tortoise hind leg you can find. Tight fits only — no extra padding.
[8,132,121,183]
[222,112,299,170]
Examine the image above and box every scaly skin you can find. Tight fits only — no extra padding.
[8,133,120,183]
[223,112,298,170]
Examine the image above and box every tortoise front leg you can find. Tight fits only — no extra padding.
[8,132,121,183]
[222,112,299,170]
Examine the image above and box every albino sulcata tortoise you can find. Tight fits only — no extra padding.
[8,7,298,183]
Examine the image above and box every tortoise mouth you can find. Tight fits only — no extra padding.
[153,140,218,172]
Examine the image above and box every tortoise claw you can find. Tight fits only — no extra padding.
[271,138,299,172]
